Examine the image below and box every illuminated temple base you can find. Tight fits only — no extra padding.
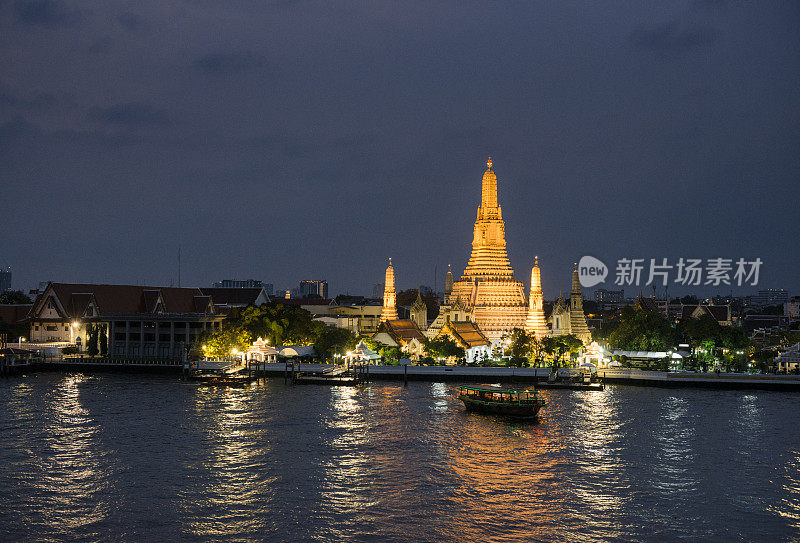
[447,278,527,343]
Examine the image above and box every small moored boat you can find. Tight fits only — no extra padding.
[457,384,545,418]
[207,375,251,387]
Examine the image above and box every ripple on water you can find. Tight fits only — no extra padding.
[1,377,800,542]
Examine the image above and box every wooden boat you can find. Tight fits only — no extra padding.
[457,384,545,418]
[207,375,251,387]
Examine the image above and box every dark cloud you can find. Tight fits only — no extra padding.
[13,0,78,27]
[87,36,112,54]
[691,0,726,12]
[118,12,146,33]
[192,51,267,75]
[0,117,32,147]
[630,22,718,53]
[88,103,171,127]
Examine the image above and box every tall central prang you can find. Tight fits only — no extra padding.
[445,158,528,342]
[462,157,516,279]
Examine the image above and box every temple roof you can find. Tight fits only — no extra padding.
[375,319,425,344]
[440,320,491,348]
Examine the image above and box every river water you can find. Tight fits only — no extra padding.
[1,373,799,542]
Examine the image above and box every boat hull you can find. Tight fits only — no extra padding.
[459,395,544,418]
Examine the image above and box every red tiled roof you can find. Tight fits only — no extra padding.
[34,283,214,318]
[0,304,32,324]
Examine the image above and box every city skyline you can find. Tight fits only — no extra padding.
[1,3,798,296]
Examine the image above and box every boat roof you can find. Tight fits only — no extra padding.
[459,384,534,394]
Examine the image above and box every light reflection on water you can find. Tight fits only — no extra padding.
[1,375,800,542]
[179,386,277,540]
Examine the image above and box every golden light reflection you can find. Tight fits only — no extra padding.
[34,375,110,532]
[179,385,274,539]
[320,386,379,513]
[443,386,565,542]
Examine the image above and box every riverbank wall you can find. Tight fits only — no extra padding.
[7,360,800,391]
[255,363,800,391]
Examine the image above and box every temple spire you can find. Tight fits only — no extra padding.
[381,258,398,322]
[480,157,498,212]
[464,158,512,278]
[569,262,591,344]
[524,256,547,340]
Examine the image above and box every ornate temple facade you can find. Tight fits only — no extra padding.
[410,289,427,330]
[550,264,591,344]
[568,264,592,344]
[443,158,528,343]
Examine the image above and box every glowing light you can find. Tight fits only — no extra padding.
[72,321,79,329]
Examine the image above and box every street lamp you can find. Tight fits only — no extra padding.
[18,336,26,346]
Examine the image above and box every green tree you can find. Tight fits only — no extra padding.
[504,328,532,366]
[424,336,465,363]
[314,327,358,361]
[608,306,676,351]
[541,335,583,367]
[0,290,32,304]
[86,324,99,356]
[198,326,253,357]
[232,302,323,347]
[99,327,108,356]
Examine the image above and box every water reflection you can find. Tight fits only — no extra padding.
[36,375,111,535]
[320,386,376,515]
[179,385,275,539]
[442,387,565,542]
[3,377,800,542]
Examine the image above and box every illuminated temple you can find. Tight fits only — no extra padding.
[443,158,528,343]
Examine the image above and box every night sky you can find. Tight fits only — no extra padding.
[2,1,798,298]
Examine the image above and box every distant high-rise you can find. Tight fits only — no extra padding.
[293,280,329,299]
[212,279,263,289]
[747,289,789,308]
[594,288,624,304]
[0,267,10,292]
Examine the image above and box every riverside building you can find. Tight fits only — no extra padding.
[28,282,224,359]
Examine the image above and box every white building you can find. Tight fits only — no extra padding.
[776,343,800,373]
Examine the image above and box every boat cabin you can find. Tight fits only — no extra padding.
[458,385,538,403]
